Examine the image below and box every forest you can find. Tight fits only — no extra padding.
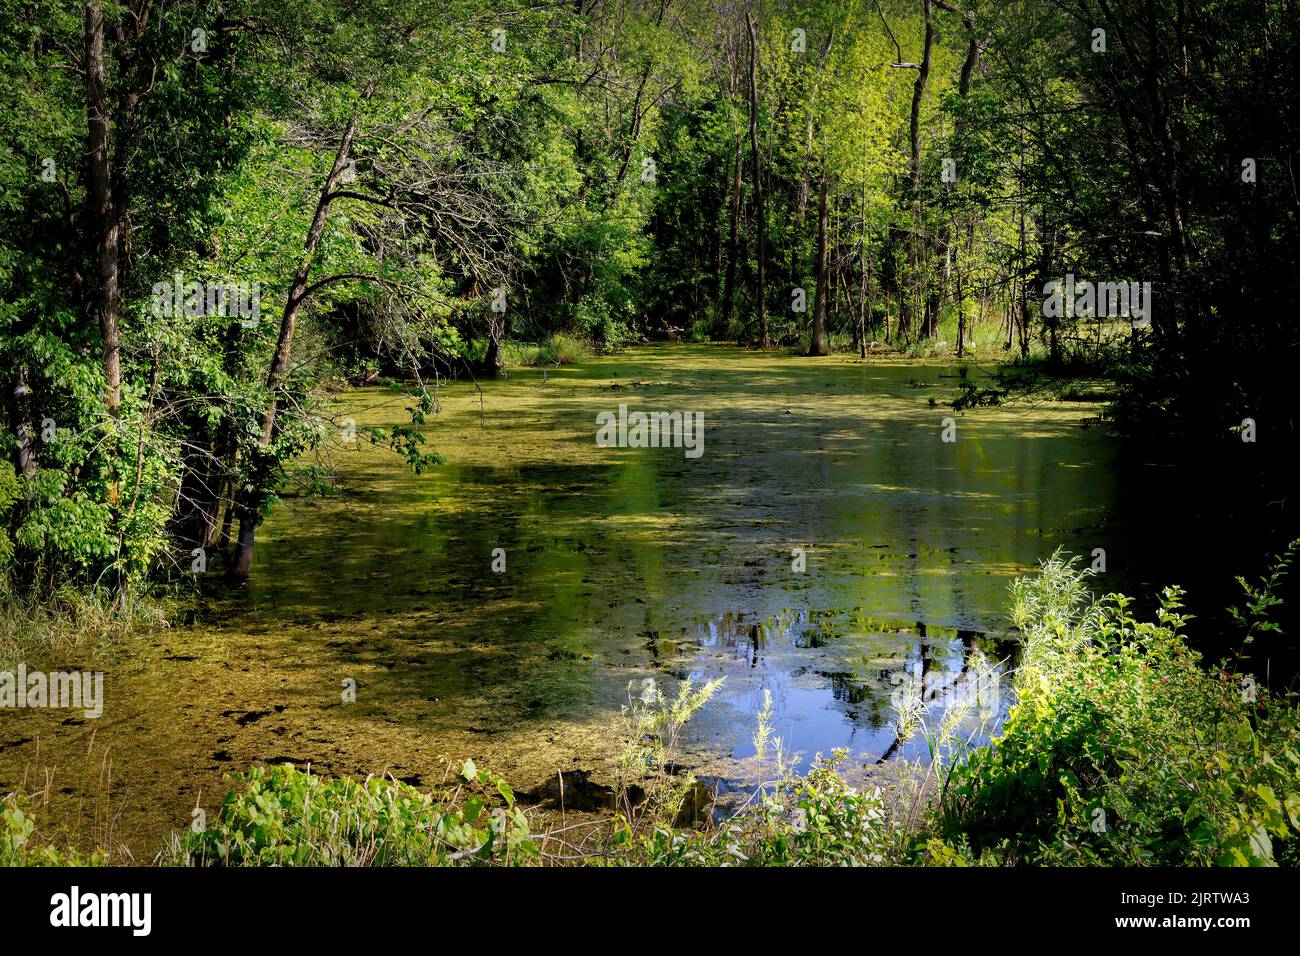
[1,0,1299,884]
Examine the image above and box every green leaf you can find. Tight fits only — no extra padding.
[1254,785,1280,813]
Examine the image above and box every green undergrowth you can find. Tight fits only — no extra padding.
[159,760,536,866]
[498,332,590,368]
[0,795,107,866]
[935,549,1300,866]
[0,577,174,669]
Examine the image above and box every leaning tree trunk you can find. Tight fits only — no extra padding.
[231,116,359,578]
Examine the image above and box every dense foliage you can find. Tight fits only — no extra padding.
[3,0,1296,594]
[937,553,1300,866]
[165,759,536,866]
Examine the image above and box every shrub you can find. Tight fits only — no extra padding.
[0,465,17,572]
[164,762,537,866]
[936,550,1300,865]
[0,793,106,866]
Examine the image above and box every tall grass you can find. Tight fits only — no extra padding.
[0,577,171,668]
[499,332,589,368]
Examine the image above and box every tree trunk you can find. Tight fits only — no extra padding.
[927,5,982,346]
[809,174,830,356]
[905,1,934,343]
[217,476,236,552]
[720,133,743,327]
[859,190,871,357]
[955,257,966,359]
[746,13,770,349]
[1036,212,1059,366]
[908,1,933,195]
[231,115,360,578]
[13,369,38,478]
[86,2,121,419]
[485,309,506,370]
[793,29,837,283]
[174,448,221,553]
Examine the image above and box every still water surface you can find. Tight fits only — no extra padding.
[0,345,1192,851]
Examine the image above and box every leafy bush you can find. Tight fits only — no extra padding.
[0,794,106,866]
[936,550,1300,865]
[0,465,17,571]
[164,762,537,866]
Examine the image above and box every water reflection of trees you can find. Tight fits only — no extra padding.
[695,608,1016,761]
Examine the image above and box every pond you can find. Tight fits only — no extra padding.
[0,344,1234,854]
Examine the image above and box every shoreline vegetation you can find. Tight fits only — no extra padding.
[5,549,1296,868]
